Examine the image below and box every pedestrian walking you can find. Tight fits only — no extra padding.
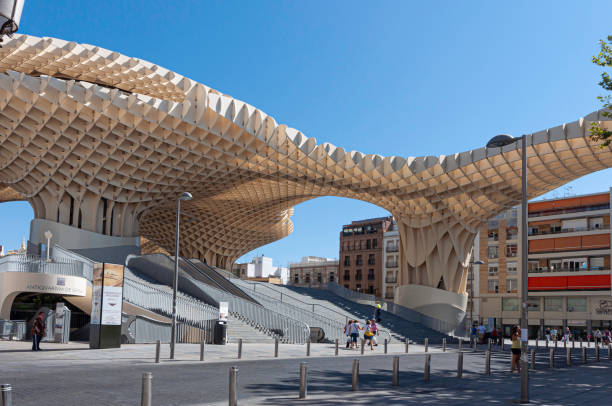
[364,320,375,350]
[31,312,46,351]
[511,325,521,373]
[374,303,382,323]
[344,320,352,349]
[349,319,362,349]
[370,319,379,346]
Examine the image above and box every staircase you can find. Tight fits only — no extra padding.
[227,315,275,343]
[284,286,448,343]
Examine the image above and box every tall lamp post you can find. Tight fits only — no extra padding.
[486,134,528,403]
[170,191,193,360]
[469,259,484,329]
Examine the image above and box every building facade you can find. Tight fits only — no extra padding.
[339,217,393,296]
[289,256,338,288]
[382,221,400,300]
[232,255,289,285]
[476,190,612,338]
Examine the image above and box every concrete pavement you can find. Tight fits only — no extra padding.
[1,340,611,405]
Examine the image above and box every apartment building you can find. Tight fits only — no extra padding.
[476,190,612,338]
[289,256,338,288]
[339,216,393,296]
[382,221,400,300]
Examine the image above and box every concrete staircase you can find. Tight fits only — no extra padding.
[227,314,275,343]
[284,286,448,343]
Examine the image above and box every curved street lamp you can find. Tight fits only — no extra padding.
[486,133,528,403]
[170,191,193,359]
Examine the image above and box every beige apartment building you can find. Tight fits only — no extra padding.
[289,256,338,288]
[474,191,612,338]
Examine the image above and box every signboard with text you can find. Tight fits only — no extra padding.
[89,263,125,349]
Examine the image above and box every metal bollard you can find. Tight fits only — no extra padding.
[238,339,243,359]
[155,340,161,364]
[580,337,583,348]
[582,347,587,364]
[485,350,491,375]
[384,338,388,354]
[549,348,554,368]
[200,340,205,362]
[1,384,12,406]
[564,339,567,349]
[392,356,399,386]
[335,339,339,356]
[555,340,558,349]
[424,354,431,382]
[572,337,575,348]
[546,339,549,349]
[535,338,538,349]
[405,337,409,353]
[596,344,600,362]
[609,344,611,361]
[361,339,365,355]
[299,362,307,399]
[457,352,463,378]
[352,359,359,391]
[566,347,571,367]
[141,372,152,406]
[306,339,311,357]
[425,337,429,353]
[458,339,462,352]
[473,339,477,352]
[274,339,279,358]
[488,338,491,352]
[530,349,535,370]
[501,338,504,351]
[443,338,446,352]
[588,338,591,348]
[229,367,238,406]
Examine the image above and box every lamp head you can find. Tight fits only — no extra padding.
[474,260,484,265]
[486,134,517,148]
[178,192,193,201]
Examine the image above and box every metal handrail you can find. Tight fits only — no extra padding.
[0,254,86,279]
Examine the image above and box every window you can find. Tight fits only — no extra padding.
[561,218,587,232]
[590,217,604,229]
[488,266,498,276]
[507,263,518,274]
[366,239,371,249]
[488,230,499,241]
[356,284,362,291]
[355,269,362,280]
[344,256,350,266]
[507,227,518,240]
[367,269,375,280]
[502,297,519,311]
[590,257,605,270]
[368,254,375,265]
[544,297,563,312]
[294,275,299,284]
[368,286,375,294]
[488,246,498,259]
[343,270,350,281]
[550,260,561,271]
[305,274,310,283]
[506,244,517,257]
[329,272,335,282]
[529,226,539,236]
[356,255,363,265]
[317,273,322,282]
[385,287,395,299]
[567,297,587,312]
[487,279,499,293]
[528,261,540,272]
[528,297,540,311]
[506,278,517,292]
[562,258,587,271]
[550,224,561,233]
[372,239,378,249]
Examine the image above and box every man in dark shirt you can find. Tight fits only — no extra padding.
[31,312,46,351]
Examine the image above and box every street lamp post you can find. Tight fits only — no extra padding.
[170,191,193,360]
[486,134,528,403]
[43,230,52,262]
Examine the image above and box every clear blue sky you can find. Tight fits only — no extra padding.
[0,1,610,265]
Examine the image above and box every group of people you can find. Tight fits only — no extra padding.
[545,326,612,344]
[471,324,503,345]
[344,319,379,350]
[344,304,383,351]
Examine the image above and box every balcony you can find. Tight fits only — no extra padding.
[385,262,398,268]
[386,246,399,253]
[385,275,397,283]
[529,204,610,218]
[528,266,607,274]
[528,224,610,236]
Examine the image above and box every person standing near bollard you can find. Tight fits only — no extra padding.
[374,303,382,323]
[349,320,361,350]
[363,320,375,351]
[344,320,352,349]
[31,312,46,351]
[511,325,522,374]
[370,319,379,347]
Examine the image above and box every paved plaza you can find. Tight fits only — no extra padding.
[2,340,612,405]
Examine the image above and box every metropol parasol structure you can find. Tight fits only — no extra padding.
[0,34,611,316]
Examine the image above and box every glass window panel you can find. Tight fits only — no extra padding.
[567,297,587,312]
[544,297,563,312]
[502,297,519,311]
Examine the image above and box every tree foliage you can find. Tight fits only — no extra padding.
[590,35,612,147]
